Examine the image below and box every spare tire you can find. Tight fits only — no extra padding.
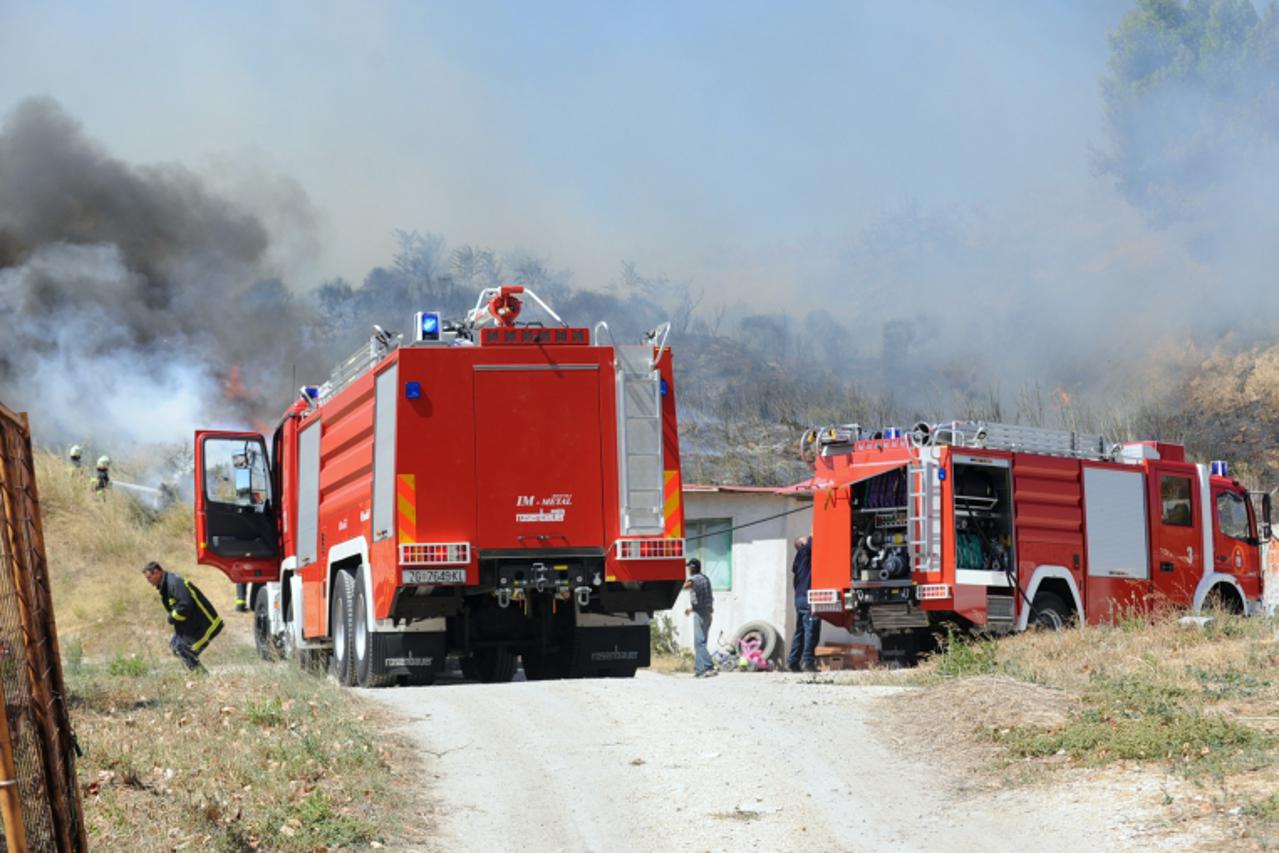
[729,620,783,665]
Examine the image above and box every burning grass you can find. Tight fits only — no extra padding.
[33,449,432,850]
[897,613,1279,845]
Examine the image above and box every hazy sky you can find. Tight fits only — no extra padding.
[0,1,1123,302]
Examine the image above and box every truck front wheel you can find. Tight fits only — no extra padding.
[1030,591,1071,631]
[253,591,277,661]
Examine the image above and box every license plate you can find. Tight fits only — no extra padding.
[403,568,467,585]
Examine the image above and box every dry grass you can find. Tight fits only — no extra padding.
[33,450,432,850]
[70,659,431,851]
[890,613,1279,847]
[38,449,241,659]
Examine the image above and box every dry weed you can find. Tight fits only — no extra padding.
[34,449,432,850]
[892,613,1279,846]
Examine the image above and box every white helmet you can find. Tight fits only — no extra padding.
[96,455,110,469]
[68,445,82,460]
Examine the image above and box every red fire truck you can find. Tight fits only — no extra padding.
[802,420,1273,661]
[193,286,686,686]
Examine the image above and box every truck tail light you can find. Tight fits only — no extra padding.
[615,538,685,560]
[916,583,951,600]
[807,589,843,613]
[399,542,471,566]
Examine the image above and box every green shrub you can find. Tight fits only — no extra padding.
[650,613,682,657]
[62,637,83,676]
[107,653,149,677]
[933,630,1000,678]
[244,696,286,727]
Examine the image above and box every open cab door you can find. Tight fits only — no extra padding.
[194,430,280,583]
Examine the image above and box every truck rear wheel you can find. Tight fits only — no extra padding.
[329,571,357,686]
[521,649,570,681]
[354,572,395,688]
[473,648,517,683]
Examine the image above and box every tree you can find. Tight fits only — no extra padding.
[1100,0,1279,224]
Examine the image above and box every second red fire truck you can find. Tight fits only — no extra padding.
[802,420,1273,661]
[192,286,686,686]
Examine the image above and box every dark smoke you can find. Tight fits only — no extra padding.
[0,97,320,446]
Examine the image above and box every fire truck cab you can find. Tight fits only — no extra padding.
[803,421,1272,662]
[193,286,687,686]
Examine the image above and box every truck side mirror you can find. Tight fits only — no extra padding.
[234,468,254,505]
[1264,493,1273,541]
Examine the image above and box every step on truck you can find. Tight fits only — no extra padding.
[801,420,1273,663]
[193,286,687,686]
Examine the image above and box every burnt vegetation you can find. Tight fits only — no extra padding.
[4,3,1279,488]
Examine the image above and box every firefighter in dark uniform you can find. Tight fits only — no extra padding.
[234,583,248,612]
[142,561,223,672]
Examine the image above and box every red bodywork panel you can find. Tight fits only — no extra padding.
[808,433,1265,633]
[195,330,685,639]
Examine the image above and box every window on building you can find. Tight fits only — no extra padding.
[687,517,732,590]
[1160,475,1193,527]
[1216,491,1252,541]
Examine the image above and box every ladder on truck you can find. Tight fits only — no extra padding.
[615,344,664,534]
[930,421,1112,461]
[907,460,942,573]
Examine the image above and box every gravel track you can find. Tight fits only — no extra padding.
[365,671,1183,852]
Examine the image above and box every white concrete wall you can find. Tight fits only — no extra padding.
[662,491,814,655]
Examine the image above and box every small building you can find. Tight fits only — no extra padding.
[661,483,825,657]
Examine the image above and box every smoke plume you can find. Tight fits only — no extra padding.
[0,97,318,450]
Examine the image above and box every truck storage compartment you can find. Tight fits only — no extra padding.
[472,366,606,549]
[953,457,1015,575]
[849,466,910,585]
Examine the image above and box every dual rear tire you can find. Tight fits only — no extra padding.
[330,569,397,688]
[463,648,518,683]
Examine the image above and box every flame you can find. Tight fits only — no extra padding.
[222,366,250,403]
[1054,387,1072,408]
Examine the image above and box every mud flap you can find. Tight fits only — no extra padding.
[379,632,447,679]
[569,625,650,677]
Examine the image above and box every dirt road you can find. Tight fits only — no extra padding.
[366,671,1181,852]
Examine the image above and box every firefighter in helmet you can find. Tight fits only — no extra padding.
[67,445,83,474]
[141,561,223,672]
[93,455,111,493]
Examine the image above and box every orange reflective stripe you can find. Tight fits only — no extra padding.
[664,469,683,538]
[397,474,417,543]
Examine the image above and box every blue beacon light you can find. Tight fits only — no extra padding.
[415,310,442,342]
[405,381,422,400]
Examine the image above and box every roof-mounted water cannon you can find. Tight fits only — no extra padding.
[800,423,863,464]
[465,285,568,331]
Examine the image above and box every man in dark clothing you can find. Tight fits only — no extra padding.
[682,558,717,678]
[234,582,249,613]
[142,561,223,672]
[787,535,821,673]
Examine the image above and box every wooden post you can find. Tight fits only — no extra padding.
[0,406,86,851]
[0,674,29,851]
